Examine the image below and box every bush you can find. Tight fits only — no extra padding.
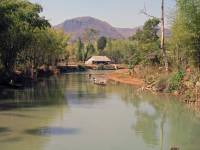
[77,65,86,71]
[153,76,169,92]
[168,70,185,92]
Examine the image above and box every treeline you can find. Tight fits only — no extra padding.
[170,0,200,69]
[0,0,69,81]
[72,0,200,71]
[69,0,200,100]
[73,18,160,67]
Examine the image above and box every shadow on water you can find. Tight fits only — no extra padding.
[0,127,11,135]
[25,127,80,136]
[0,137,23,143]
[0,113,37,118]
[0,74,107,110]
[117,84,200,150]
[1,73,200,149]
[0,76,68,110]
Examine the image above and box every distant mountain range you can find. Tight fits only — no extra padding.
[54,16,170,41]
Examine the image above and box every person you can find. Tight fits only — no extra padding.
[88,74,92,79]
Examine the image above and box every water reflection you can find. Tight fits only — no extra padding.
[0,73,199,150]
[64,74,107,106]
[25,127,80,136]
[0,127,11,134]
[119,86,200,150]
[0,137,22,143]
[0,76,67,110]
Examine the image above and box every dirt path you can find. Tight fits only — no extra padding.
[106,69,144,87]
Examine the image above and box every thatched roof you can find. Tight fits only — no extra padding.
[85,56,111,64]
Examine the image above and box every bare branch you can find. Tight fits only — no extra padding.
[140,3,159,19]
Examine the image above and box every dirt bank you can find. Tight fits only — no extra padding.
[107,69,144,87]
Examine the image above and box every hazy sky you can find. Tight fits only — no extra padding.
[29,0,175,28]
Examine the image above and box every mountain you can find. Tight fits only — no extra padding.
[115,27,141,38]
[55,16,133,41]
[55,16,171,41]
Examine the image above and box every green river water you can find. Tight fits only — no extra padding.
[0,73,199,150]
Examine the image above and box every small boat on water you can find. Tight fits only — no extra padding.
[93,78,107,86]
[88,74,107,85]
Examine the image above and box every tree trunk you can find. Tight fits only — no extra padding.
[2,49,16,73]
[161,0,169,71]
[197,38,200,70]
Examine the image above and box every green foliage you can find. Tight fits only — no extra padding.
[83,43,96,62]
[104,39,141,65]
[77,64,86,71]
[83,28,99,43]
[170,0,200,68]
[97,36,107,54]
[168,70,185,92]
[0,0,70,77]
[130,18,161,66]
[132,18,160,42]
[0,0,50,72]
[18,28,69,68]
[76,38,84,61]
[79,28,98,62]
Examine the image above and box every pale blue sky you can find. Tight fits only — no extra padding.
[29,0,175,28]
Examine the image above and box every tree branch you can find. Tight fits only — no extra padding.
[140,3,159,19]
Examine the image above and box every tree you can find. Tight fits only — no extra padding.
[133,18,160,42]
[76,38,84,61]
[83,44,95,62]
[0,0,50,73]
[22,28,69,68]
[83,28,99,43]
[169,10,194,68]
[82,28,98,62]
[97,36,107,55]
[131,18,160,65]
[171,0,200,68]
[141,0,169,71]
[104,39,140,65]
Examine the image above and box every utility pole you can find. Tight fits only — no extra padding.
[161,0,169,71]
[141,0,169,71]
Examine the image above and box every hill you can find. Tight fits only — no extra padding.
[55,16,134,41]
[55,16,170,41]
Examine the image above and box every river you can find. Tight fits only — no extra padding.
[0,73,199,150]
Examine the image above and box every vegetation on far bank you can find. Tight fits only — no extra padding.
[0,0,70,86]
[1,0,200,106]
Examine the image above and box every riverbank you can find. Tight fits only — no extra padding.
[0,64,89,89]
[106,67,200,113]
[107,69,144,87]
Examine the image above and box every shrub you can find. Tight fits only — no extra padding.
[168,70,185,92]
[77,65,86,71]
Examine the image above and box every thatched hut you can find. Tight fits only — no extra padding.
[85,56,111,65]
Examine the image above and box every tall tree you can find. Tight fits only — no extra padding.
[82,28,98,61]
[76,38,84,61]
[161,0,168,71]
[83,28,99,43]
[84,44,95,62]
[141,0,169,71]
[131,18,160,65]
[0,0,50,73]
[133,18,160,42]
[97,36,107,55]
[171,0,200,68]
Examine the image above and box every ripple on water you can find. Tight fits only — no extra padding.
[25,127,80,136]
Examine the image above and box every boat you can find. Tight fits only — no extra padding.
[93,78,107,86]
[88,74,107,85]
